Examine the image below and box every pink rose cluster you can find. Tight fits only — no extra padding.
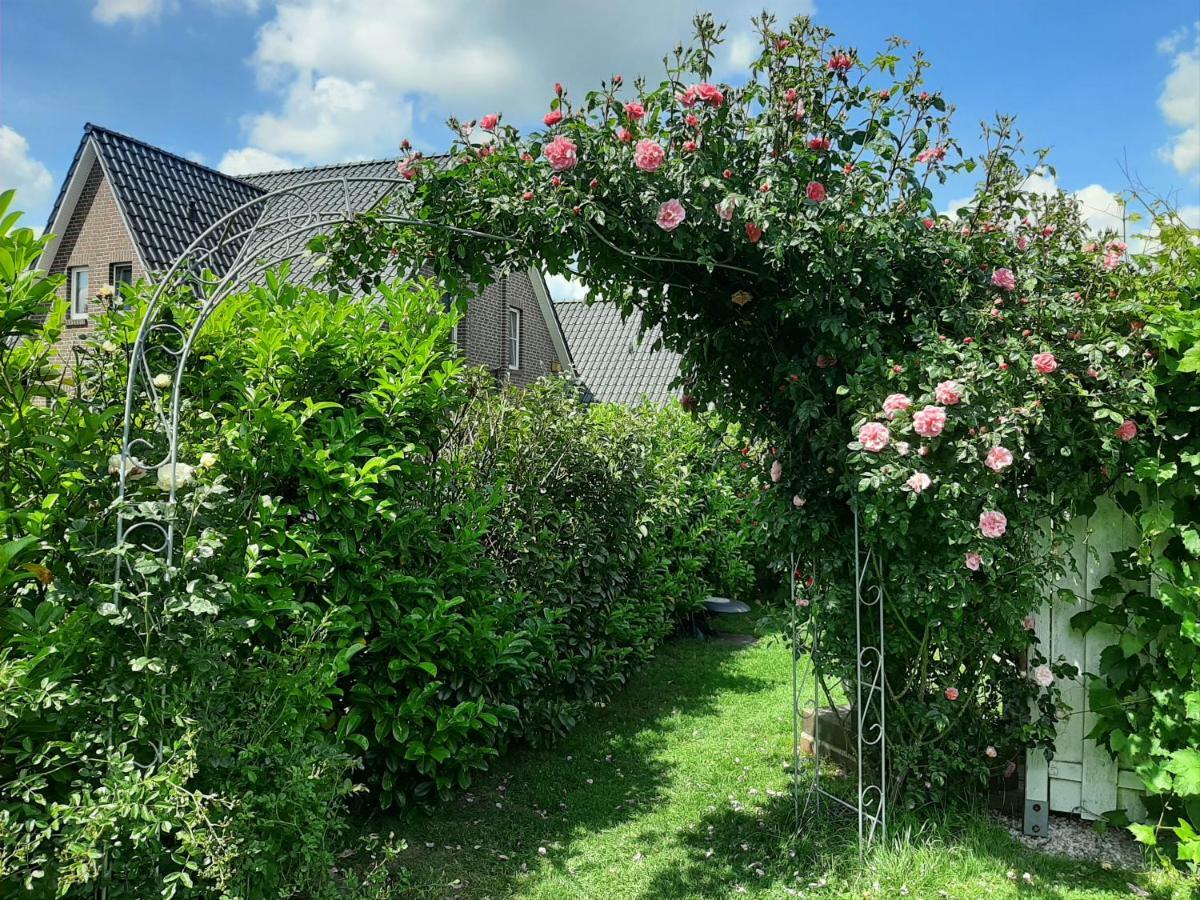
[543,136,578,171]
[991,267,1017,292]
[906,472,932,494]
[979,510,1007,539]
[656,199,686,232]
[634,139,665,172]
[858,422,891,453]
[1032,352,1057,374]
[912,405,946,438]
[883,393,911,419]
[934,380,962,406]
[679,82,724,107]
[984,446,1014,473]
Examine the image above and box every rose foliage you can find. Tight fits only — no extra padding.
[320,13,1167,806]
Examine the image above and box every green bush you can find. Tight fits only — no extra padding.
[1,188,763,896]
[1072,213,1200,868]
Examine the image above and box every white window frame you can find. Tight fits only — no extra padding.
[69,267,89,320]
[450,323,459,346]
[507,307,521,370]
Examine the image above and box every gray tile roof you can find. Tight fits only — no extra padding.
[81,124,265,272]
[237,158,411,285]
[554,300,680,406]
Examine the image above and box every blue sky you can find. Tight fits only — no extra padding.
[2,0,1197,259]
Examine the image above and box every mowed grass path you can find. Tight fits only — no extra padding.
[368,631,1193,899]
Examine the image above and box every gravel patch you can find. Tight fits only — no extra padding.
[996,812,1147,871]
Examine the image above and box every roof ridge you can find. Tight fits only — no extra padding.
[240,155,401,178]
[84,122,265,193]
[239,151,453,179]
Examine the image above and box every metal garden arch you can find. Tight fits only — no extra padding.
[110,173,888,849]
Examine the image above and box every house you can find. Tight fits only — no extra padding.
[37,123,574,386]
[553,299,680,405]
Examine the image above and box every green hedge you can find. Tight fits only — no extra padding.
[1,200,765,897]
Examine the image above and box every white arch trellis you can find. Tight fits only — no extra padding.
[110,173,888,849]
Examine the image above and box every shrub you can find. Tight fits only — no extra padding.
[2,187,764,895]
[1072,213,1200,868]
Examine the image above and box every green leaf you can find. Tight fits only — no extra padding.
[1128,822,1158,846]
[1168,749,1200,797]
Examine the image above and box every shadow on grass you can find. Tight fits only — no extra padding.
[643,785,1177,900]
[360,636,778,898]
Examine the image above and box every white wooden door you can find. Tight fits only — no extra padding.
[1025,495,1146,827]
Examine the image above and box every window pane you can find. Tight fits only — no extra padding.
[71,269,89,317]
[113,264,132,285]
[507,309,520,369]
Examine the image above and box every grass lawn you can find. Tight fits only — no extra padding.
[356,625,1195,899]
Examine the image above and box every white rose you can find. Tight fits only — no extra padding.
[199,452,218,469]
[101,340,118,353]
[97,284,116,298]
[157,463,195,492]
[152,373,172,390]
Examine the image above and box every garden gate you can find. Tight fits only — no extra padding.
[1024,494,1147,834]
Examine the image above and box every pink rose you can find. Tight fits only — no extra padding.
[906,472,932,494]
[692,82,725,106]
[770,460,782,483]
[991,268,1017,292]
[656,199,686,232]
[827,52,853,71]
[895,441,910,456]
[883,393,912,419]
[745,222,763,244]
[624,101,645,121]
[985,745,998,759]
[944,687,959,701]
[1032,665,1054,688]
[543,136,577,171]
[979,510,1007,539]
[634,139,665,172]
[792,494,806,508]
[715,196,737,221]
[984,446,1014,473]
[543,109,563,127]
[617,127,633,143]
[964,552,982,571]
[1115,419,1137,442]
[858,422,891,453]
[806,181,827,203]
[934,380,962,406]
[1022,615,1036,631]
[915,146,946,164]
[1032,352,1057,374]
[480,113,500,130]
[912,405,947,438]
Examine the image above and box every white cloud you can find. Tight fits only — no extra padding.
[1072,183,1127,236]
[93,0,260,23]
[0,126,56,229]
[217,146,296,174]
[93,0,162,24]
[238,74,413,164]
[1157,24,1200,177]
[545,272,589,301]
[226,0,814,166]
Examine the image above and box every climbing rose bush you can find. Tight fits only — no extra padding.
[319,13,1154,805]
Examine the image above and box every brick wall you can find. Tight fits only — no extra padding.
[46,157,143,367]
[460,272,560,386]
